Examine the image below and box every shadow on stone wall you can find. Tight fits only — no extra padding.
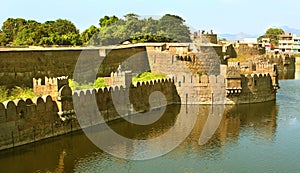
[0,79,180,151]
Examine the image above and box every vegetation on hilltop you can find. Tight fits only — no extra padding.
[0,18,81,46]
[0,14,191,46]
[82,13,191,46]
[258,27,285,46]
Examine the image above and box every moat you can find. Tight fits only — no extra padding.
[0,65,299,172]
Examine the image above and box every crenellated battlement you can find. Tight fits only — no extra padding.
[245,73,271,78]
[33,77,58,87]
[33,77,59,101]
[33,76,69,102]
[0,44,286,151]
[73,77,174,96]
[104,70,132,88]
[226,66,241,78]
[0,95,59,123]
[228,61,240,67]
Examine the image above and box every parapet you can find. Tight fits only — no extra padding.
[104,70,132,88]
[228,62,240,67]
[226,66,241,79]
[0,95,58,123]
[33,76,60,101]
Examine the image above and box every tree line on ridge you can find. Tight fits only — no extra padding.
[0,13,191,46]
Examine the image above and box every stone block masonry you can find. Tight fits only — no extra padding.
[0,42,282,150]
[146,45,278,105]
[0,46,149,88]
[0,79,179,151]
[0,95,80,151]
[0,49,81,88]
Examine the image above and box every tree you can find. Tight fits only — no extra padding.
[0,18,81,46]
[37,19,81,46]
[98,23,125,45]
[258,28,285,46]
[12,20,40,45]
[99,16,119,27]
[124,13,139,21]
[1,18,27,45]
[96,14,192,45]
[0,14,192,46]
[157,14,191,42]
[0,30,6,46]
[80,25,100,45]
[51,19,79,35]
[141,17,158,34]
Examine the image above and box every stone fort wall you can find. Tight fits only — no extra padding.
[236,54,295,80]
[0,46,149,88]
[0,45,280,150]
[234,43,265,56]
[225,62,278,104]
[226,73,276,104]
[146,48,277,104]
[0,80,179,150]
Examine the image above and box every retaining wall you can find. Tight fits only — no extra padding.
[0,80,179,150]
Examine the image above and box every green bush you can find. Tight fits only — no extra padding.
[69,78,106,91]
[68,72,166,91]
[0,86,8,102]
[132,72,167,83]
[0,86,34,102]
[94,77,106,88]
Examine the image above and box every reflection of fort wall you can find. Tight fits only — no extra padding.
[176,101,278,153]
[214,102,277,145]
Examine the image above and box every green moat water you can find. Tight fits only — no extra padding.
[0,66,300,173]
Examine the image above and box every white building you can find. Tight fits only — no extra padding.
[260,38,271,53]
[278,33,300,54]
[241,38,258,44]
[292,34,300,53]
[278,33,293,53]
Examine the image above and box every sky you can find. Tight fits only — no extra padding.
[1,0,300,35]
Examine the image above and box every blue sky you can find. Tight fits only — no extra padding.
[1,0,300,35]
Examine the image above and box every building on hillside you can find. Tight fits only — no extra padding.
[278,33,293,53]
[260,38,271,53]
[278,33,300,54]
[292,34,300,53]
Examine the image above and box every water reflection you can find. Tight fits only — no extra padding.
[174,102,277,155]
[0,102,278,172]
[74,102,278,172]
[295,64,300,80]
[279,66,295,80]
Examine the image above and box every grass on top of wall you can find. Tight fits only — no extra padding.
[69,72,167,91]
[132,72,167,83]
[68,78,107,91]
[0,86,35,103]
[228,54,252,62]
[0,72,168,101]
